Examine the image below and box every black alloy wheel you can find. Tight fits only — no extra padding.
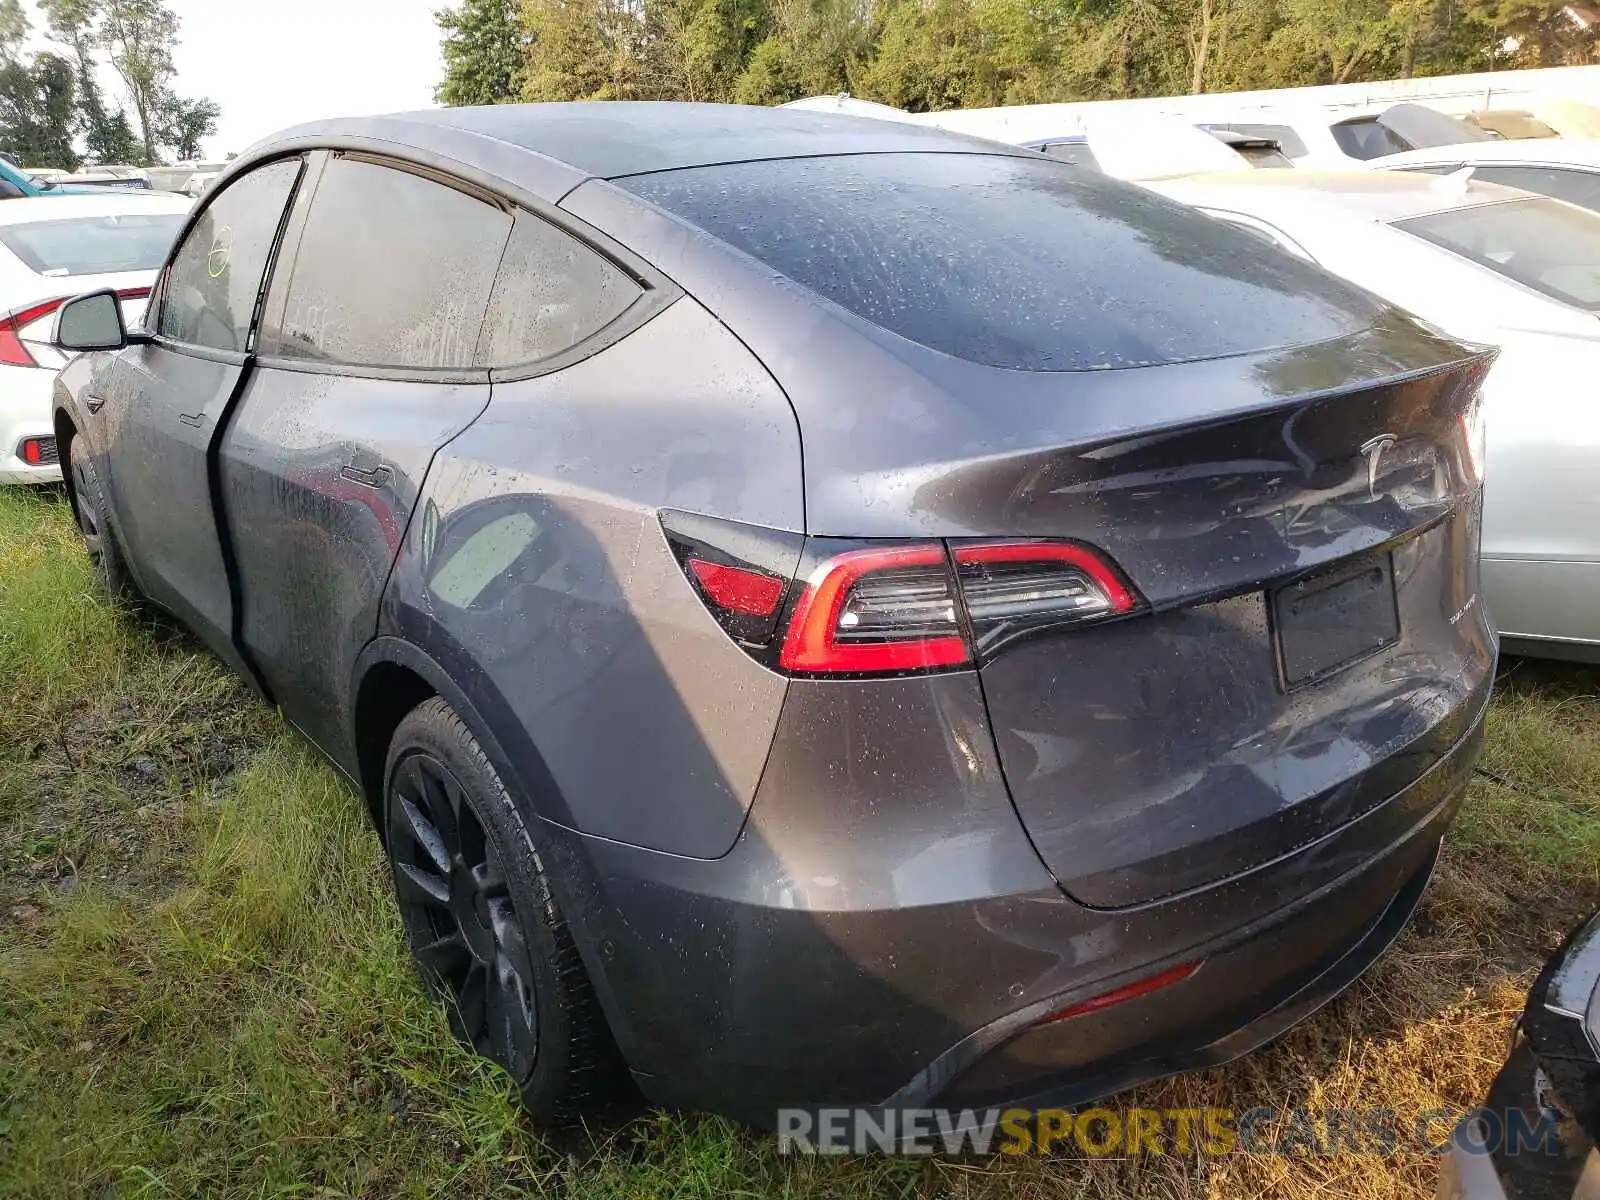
[388,749,540,1081]
[382,697,617,1120]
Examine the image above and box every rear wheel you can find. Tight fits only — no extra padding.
[383,697,618,1122]
[67,440,140,605]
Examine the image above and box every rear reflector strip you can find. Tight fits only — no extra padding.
[17,436,57,467]
[1037,961,1201,1025]
[688,558,784,617]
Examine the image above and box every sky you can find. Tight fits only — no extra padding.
[23,0,445,159]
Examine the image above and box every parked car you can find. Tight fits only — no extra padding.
[1378,138,1600,216]
[66,166,154,191]
[1203,102,1492,168]
[1437,912,1600,1200]
[52,103,1495,1124]
[1019,120,1276,176]
[0,194,189,484]
[1145,170,1600,662]
[0,158,150,200]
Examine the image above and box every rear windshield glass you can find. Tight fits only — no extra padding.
[0,212,184,276]
[1331,118,1412,160]
[1396,197,1600,311]
[620,153,1379,371]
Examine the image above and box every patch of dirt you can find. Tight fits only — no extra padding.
[0,666,272,922]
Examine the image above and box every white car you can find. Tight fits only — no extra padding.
[1376,136,1600,215]
[1202,102,1492,168]
[0,193,190,483]
[1146,170,1600,661]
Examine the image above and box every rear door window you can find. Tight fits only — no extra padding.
[620,153,1380,372]
[480,210,640,367]
[158,158,301,352]
[263,156,511,370]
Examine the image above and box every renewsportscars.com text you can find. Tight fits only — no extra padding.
[775,1105,1562,1158]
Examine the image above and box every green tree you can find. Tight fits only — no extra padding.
[157,90,218,160]
[0,52,81,167]
[0,0,27,61]
[731,33,798,102]
[437,0,525,104]
[100,0,177,162]
[520,0,648,100]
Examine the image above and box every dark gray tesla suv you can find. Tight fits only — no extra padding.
[48,102,1496,1124]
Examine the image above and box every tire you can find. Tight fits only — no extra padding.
[67,439,141,605]
[382,696,618,1122]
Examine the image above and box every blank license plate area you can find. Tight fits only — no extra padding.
[1272,553,1399,688]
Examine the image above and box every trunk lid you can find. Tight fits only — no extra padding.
[967,353,1494,907]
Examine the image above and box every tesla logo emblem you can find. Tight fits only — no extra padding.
[1360,433,1398,499]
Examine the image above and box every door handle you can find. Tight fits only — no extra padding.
[340,463,392,489]
[178,412,204,428]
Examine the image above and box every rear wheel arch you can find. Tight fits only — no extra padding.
[350,635,578,837]
[352,638,643,1077]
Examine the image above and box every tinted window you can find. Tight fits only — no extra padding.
[1040,141,1100,170]
[1331,118,1411,161]
[1397,197,1600,310]
[0,177,23,200]
[265,157,510,370]
[621,153,1379,372]
[481,211,639,367]
[1235,144,1295,169]
[1226,124,1308,159]
[159,158,300,352]
[1471,164,1600,215]
[0,213,184,276]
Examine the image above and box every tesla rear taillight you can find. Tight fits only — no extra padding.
[663,511,1143,678]
[954,542,1137,659]
[0,298,63,367]
[779,545,969,674]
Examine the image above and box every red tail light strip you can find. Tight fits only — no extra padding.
[779,545,970,674]
[953,541,1137,613]
[0,288,149,369]
[0,298,64,368]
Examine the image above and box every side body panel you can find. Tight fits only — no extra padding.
[220,369,491,770]
[95,342,248,669]
[380,296,804,858]
[1475,332,1600,647]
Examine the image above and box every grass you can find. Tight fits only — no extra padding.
[1,483,1598,1198]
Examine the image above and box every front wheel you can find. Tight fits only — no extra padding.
[67,440,139,604]
[383,697,619,1122]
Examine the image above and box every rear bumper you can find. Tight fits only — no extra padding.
[0,366,62,484]
[923,831,1440,1111]
[551,671,1487,1123]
